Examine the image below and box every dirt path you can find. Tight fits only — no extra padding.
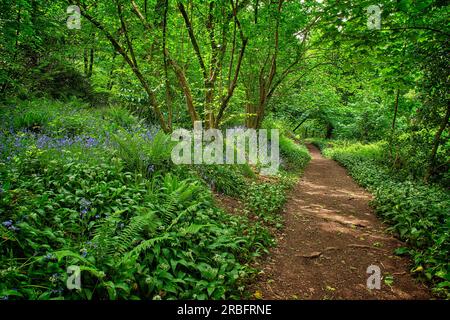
[251,144,431,300]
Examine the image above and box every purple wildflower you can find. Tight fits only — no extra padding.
[147,164,155,175]
[85,137,98,148]
[9,225,20,232]
[51,288,64,295]
[44,253,56,261]
[2,220,13,228]
[79,198,91,217]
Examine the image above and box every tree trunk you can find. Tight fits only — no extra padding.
[325,122,334,139]
[389,88,400,162]
[425,105,450,182]
[392,88,400,130]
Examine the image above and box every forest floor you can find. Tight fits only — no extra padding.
[248,144,431,300]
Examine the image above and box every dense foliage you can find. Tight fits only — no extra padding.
[0,99,310,299]
[0,0,448,300]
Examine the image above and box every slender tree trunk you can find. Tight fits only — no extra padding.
[83,48,94,78]
[14,8,21,61]
[88,48,94,77]
[392,88,400,130]
[107,51,118,90]
[389,88,400,162]
[162,0,172,130]
[425,105,450,182]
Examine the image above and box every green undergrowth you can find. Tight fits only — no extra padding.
[0,98,310,300]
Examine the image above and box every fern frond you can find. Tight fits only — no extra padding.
[115,210,158,255]
[120,234,173,265]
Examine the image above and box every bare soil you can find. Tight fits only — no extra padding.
[249,144,431,300]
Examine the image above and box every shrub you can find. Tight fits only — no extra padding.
[102,106,140,130]
[279,136,311,171]
[194,164,248,197]
[111,129,173,176]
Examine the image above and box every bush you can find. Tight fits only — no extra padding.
[102,106,140,130]
[110,129,174,177]
[194,164,248,197]
[31,62,94,103]
[279,136,311,171]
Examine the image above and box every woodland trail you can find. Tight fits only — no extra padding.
[252,144,431,300]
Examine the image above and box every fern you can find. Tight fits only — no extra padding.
[92,209,159,259]
[115,209,158,255]
[121,234,173,264]
[92,211,123,258]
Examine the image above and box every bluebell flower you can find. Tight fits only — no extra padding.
[2,220,13,228]
[79,198,91,217]
[85,137,98,148]
[94,214,100,219]
[36,134,51,149]
[14,136,22,148]
[147,164,155,175]
[51,288,64,295]
[142,130,155,142]
[80,248,88,258]
[44,253,56,261]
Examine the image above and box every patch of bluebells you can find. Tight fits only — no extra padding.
[36,134,99,149]
[79,198,91,217]
[0,129,102,163]
[0,130,32,162]
[141,128,158,142]
[2,219,20,232]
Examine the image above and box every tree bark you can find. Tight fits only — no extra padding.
[392,88,400,130]
[425,105,450,182]
[76,1,169,132]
